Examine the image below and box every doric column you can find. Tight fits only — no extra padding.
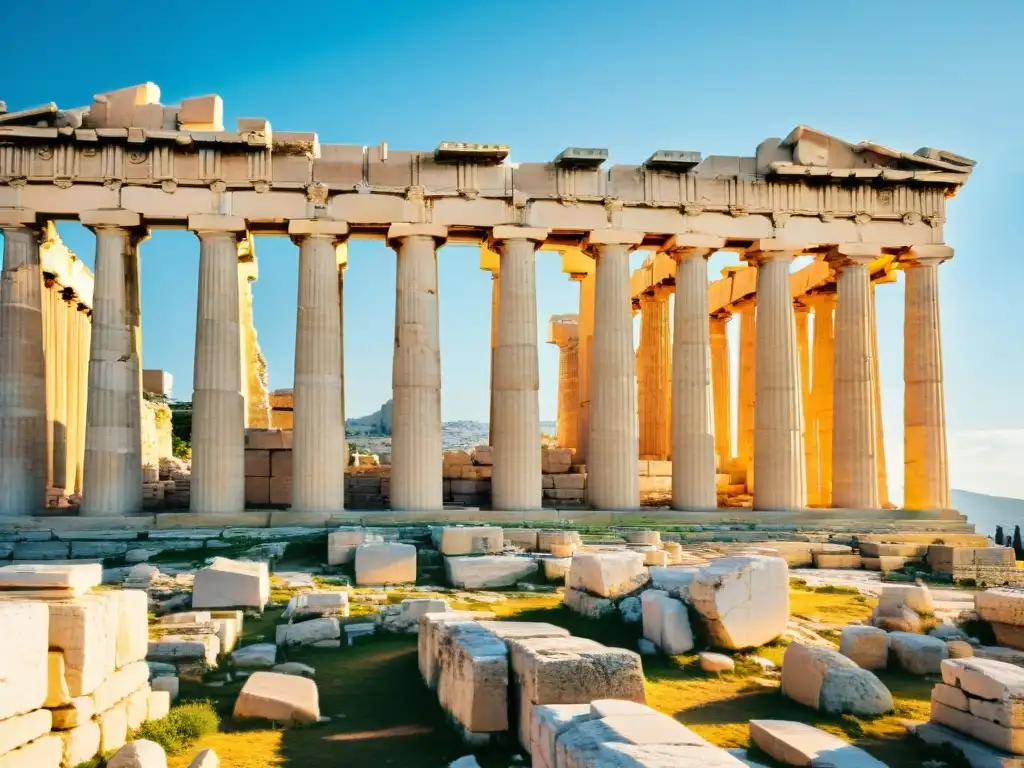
[49,281,70,492]
[710,314,731,471]
[901,245,952,510]
[870,282,889,507]
[80,211,145,516]
[42,276,55,491]
[188,215,246,514]
[637,286,671,460]
[549,316,579,451]
[0,220,47,514]
[808,292,836,506]
[488,270,499,445]
[489,227,547,510]
[795,302,819,505]
[736,301,756,487]
[828,245,880,509]
[669,237,723,510]
[75,306,92,494]
[288,220,348,513]
[338,257,347,465]
[586,230,642,510]
[572,269,596,462]
[746,246,806,510]
[237,237,270,429]
[62,289,80,495]
[388,224,447,510]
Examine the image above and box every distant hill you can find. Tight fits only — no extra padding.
[952,489,1024,538]
[347,399,392,436]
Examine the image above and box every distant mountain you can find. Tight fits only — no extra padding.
[346,399,392,436]
[952,489,1024,538]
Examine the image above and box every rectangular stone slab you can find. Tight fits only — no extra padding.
[0,708,52,756]
[932,700,1024,755]
[436,623,509,734]
[57,721,100,768]
[0,603,49,719]
[910,721,1024,768]
[750,719,887,767]
[942,658,1024,703]
[0,563,101,595]
[113,589,149,668]
[0,733,62,768]
[49,695,95,730]
[47,593,118,697]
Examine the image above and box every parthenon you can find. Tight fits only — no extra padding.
[0,82,975,520]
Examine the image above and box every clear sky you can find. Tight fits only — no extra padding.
[1,0,1022,501]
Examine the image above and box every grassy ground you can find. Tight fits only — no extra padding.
[166,584,947,768]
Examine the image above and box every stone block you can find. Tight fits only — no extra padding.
[418,612,495,689]
[276,618,340,647]
[49,695,95,729]
[45,650,71,709]
[96,701,128,754]
[470,445,492,465]
[269,476,292,505]
[70,541,129,559]
[245,450,271,477]
[562,588,615,619]
[211,617,240,654]
[147,635,220,667]
[566,551,648,598]
[451,479,489,495]
[552,474,585,490]
[327,529,383,566]
[355,543,416,586]
[504,529,539,551]
[58,721,100,767]
[125,684,151,729]
[283,591,349,621]
[839,625,890,670]
[151,676,179,702]
[0,734,62,768]
[446,555,539,589]
[860,541,930,558]
[554,709,715,766]
[231,643,277,670]
[108,739,168,768]
[628,531,661,547]
[641,590,694,655]
[910,721,1024,768]
[542,557,572,582]
[977,588,1024,627]
[233,671,320,725]
[92,661,149,713]
[509,635,645,751]
[817,667,894,716]
[689,556,788,649]
[436,623,508,735]
[648,566,700,600]
[541,448,572,474]
[889,632,949,675]
[931,700,1024,755]
[530,703,590,768]
[749,720,887,767]
[0,709,52,757]
[48,593,118,697]
[812,552,863,569]
[460,465,492,480]
[537,530,581,553]
[246,477,270,506]
[270,450,292,478]
[995,622,1024,651]
[970,695,1024,729]
[245,429,292,450]
[12,541,70,560]
[180,94,224,130]
[781,643,859,710]
[439,526,503,556]
[942,658,1024,703]
[700,652,735,673]
[878,584,935,616]
[193,558,270,609]
[932,682,971,711]
[114,589,149,669]
[379,598,448,633]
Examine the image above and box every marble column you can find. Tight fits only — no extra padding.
[637,286,671,460]
[795,303,819,505]
[338,259,348,468]
[870,283,889,507]
[736,302,756,488]
[50,283,69,492]
[553,324,580,451]
[807,293,835,506]
[289,221,348,513]
[75,306,92,494]
[63,289,80,494]
[901,245,952,510]
[586,231,642,510]
[670,238,722,509]
[80,212,145,516]
[747,248,805,510]
[490,227,547,510]
[43,277,55,491]
[573,269,596,462]
[188,215,246,514]
[710,315,731,471]
[488,270,499,445]
[0,222,47,514]
[388,224,447,510]
[828,246,879,509]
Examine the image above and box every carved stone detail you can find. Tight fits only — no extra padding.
[306,182,329,206]
[253,180,270,194]
[161,179,178,193]
[903,212,922,225]
[210,180,227,193]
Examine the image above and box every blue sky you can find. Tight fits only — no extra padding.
[1,0,1022,500]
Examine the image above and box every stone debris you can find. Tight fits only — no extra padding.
[566,552,649,599]
[275,617,340,647]
[233,671,320,725]
[445,555,539,589]
[192,558,269,609]
[354,543,416,586]
[699,652,735,673]
[889,632,950,675]
[108,739,168,768]
[781,643,893,716]
[231,643,278,669]
[641,590,694,656]
[908,720,1024,768]
[282,591,349,621]
[977,589,1024,652]
[378,598,450,633]
[186,748,220,768]
[327,528,383,566]
[839,625,890,670]
[749,719,887,767]
[688,555,789,649]
[870,583,934,633]
[438,526,504,556]
[927,658,1024,755]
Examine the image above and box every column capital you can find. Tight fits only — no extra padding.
[742,239,811,265]
[80,209,141,230]
[0,208,39,227]
[899,244,953,268]
[825,243,882,270]
[663,233,726,261]
[386,222,448,248]
[288,218,350,242]
[188,214,247,236]
[584,229,645,250]
[489,225,549,246]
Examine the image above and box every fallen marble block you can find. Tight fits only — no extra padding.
[909,720,1024,768]
[0,563,102,596]
[436,623,509,737]
[0,603,48,720]
[640,590,694,656]
[562,587,615,619]
[276,618,340,647]
[192,558,269,609]
[0,733,62,768]
[782,643,893,715]
[282,591,349,621]
[839,625,890,671]
[889,631,949,675]
[231,643,277,669]
[327,529,383,566]
[233,671,320,725]
[566,551,649,598]
[438,526,504,556]
[379,598,450,633]
[688,556,788,649]
[108,739,168,768]
[749,719,887,767]
[354,543,416,586]
[418,611,495,689]
[446,555,539,590]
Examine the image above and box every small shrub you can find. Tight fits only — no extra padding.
[132,699,220,755]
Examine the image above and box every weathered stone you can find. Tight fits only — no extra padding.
[418,612,495,689]
[436,623,508,735]
[147,635,220,667]
[641,590,694,655]
[50,694,95,729]
[0,709,52,756]
[781,643,858,710]
[994,623,1024,651]
[749,720,887,767]
[542,557,572,582]
[619,596,642,624]
[96,701,129,754]
[689,556,788,649]
[148,690,171,721]
[276,618,340,647]
[877,583,935,615]
[0,563,102,594]
[562,587,615,618]
[231,643,277,669]
[438,527,503,556]
[283,591,349,621]
[839,625,890,670]
[942,658,1024,704]
[446,555,539,589]
[45,650,71,708]
[648,566,700,600]
[192,558,270,609]
[700,653,735,673]
[93,660,149,712]
[380,598,449,633]
[114,589,150,668]
[0,734,62,768]
[978,589,1024,628]
[537,530,581,553]
[233,671,320,725]
[504,529,539,551]
[530,703,590,768]
[932,682,970,711]
[48,592,118,697]
[566,551,649,598]
[889,632,949,675]
[126,685,153,729]
[108,739,168,768]
[327,529,383,566]
[818,668,894,716]
[931,700,1024,755]
[58,721,100,767]
[948,640,975,659]
[812,552,863,569]
[186,748,220,768]
[910,721,1024,768]
[355,543,416,585]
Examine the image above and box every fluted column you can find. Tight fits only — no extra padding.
[870,283,889,507]
[188,215,246,514]
[63,290,80,494]
[736,302,756,487]
[808,293,836,506]
[388,224,447,510]
[747,248,805,510]
[586,231,642,510]
[902,245,952,510]
[75,307,92,494]
[637,287,671,460]
[488,270,499,445]
[338,259,347,465]
[289,221,348,513]
[49,283,70,492]
[42,277,55,491]
[573,269,596,462]
[80,211,145,516]
[490,227,547,510]
[710,315,731,471]
[0,222,47,514]
[670,238,722,509]
[557,344,579,451]
[795,303,819,505]
[828,246,879,509]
